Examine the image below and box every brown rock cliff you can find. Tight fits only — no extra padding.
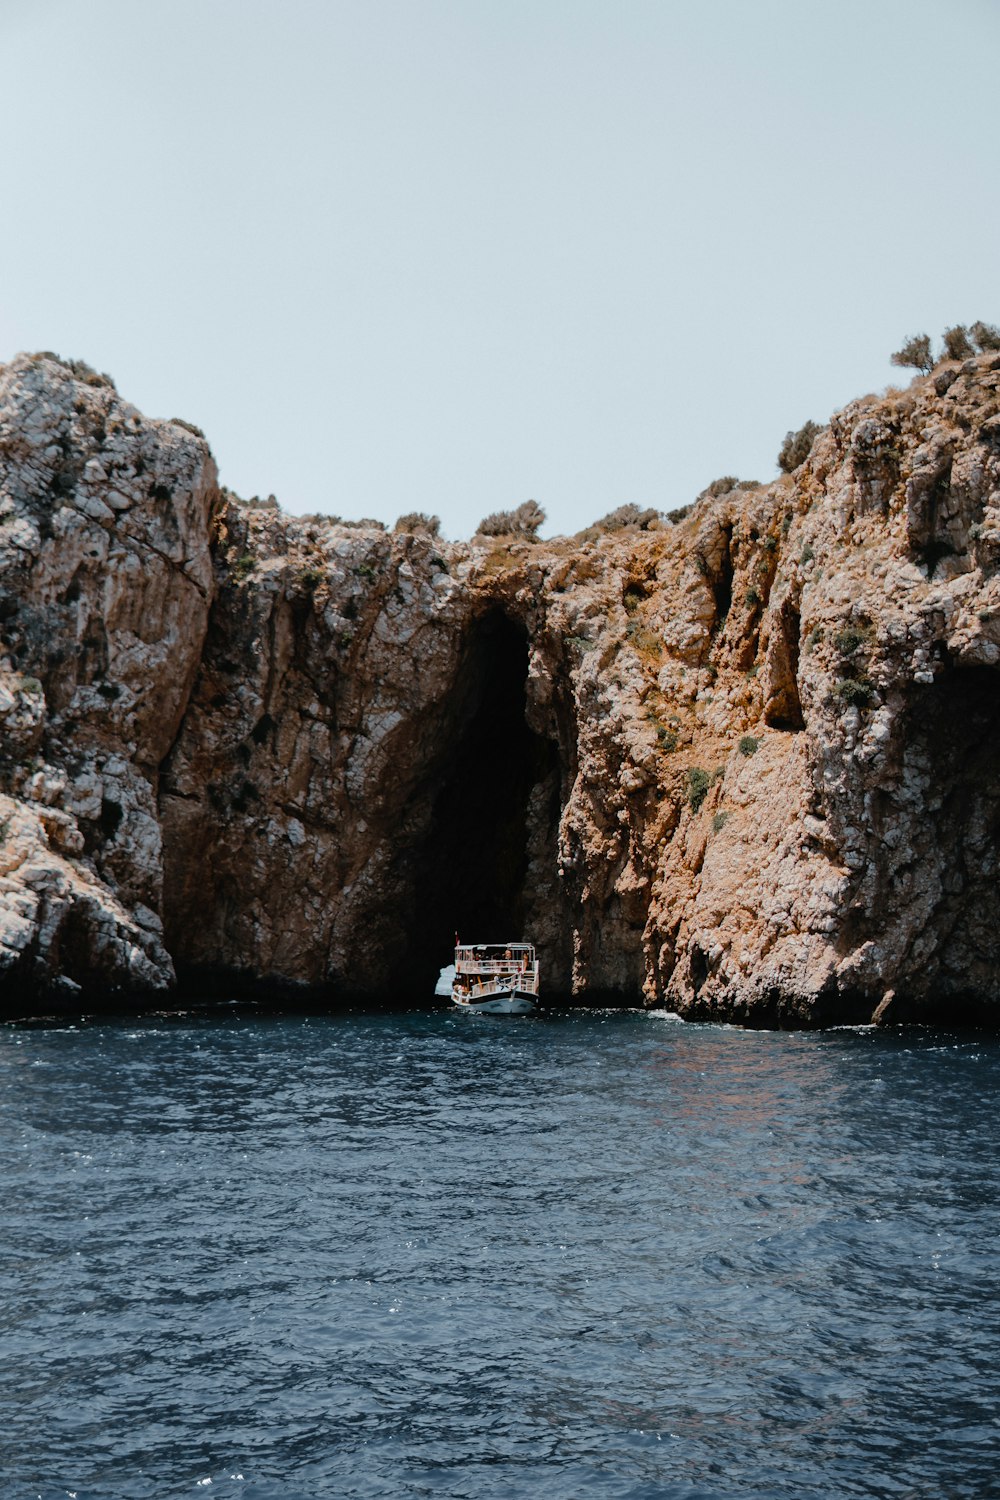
[3,350,1000,1024]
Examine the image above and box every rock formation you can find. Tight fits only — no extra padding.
[0,355,215,1007]
[2,348,1000,1024]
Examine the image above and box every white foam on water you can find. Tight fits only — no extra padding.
[434,964,456,996]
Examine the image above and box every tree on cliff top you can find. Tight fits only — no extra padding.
[890,323,1000,374]
[891,334,934,375]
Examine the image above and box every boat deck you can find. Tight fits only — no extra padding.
[452,942,539,1012]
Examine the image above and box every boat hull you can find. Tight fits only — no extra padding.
[453,989,537,1016]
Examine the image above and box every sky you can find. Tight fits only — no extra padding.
[0,0,998,539]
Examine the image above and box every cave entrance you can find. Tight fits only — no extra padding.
[878,667,1000,1017]
[399,610,559,995]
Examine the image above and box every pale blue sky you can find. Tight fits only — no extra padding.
[1,0,997,538]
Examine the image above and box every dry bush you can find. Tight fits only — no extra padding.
[699,476,762,500]
[704,475,740,496]
[477,499,546,537]
[594,503,659,531]
[394,512,441,537]
[942,325,975,361]
[778,420,822,474]
[971,321,1000,352]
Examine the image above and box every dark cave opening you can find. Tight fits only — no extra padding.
[711,524,734,629]
[873,667,1000,1019]
[398,610,559,995]
[764,597,804,730]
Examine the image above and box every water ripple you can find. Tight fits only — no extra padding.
[1,1011,998,1498]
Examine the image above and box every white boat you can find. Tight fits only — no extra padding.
[448,940,539,1015]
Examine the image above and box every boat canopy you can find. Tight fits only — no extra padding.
[458,941,534,956]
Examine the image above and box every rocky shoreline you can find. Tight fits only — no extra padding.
[2,351,1000,1026]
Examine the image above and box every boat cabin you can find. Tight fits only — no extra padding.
[453,941,539,1001]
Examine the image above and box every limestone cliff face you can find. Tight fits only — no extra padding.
[3,350,1000,1022]
[0,355,216,1004]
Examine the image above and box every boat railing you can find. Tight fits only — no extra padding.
[467,972,540,998]
[456,957,536,976]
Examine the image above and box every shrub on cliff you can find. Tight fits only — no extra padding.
[700,476,762,499]
[778,420,822,474]
[835,676,873,708]
[942,325,975,361]
[595,503,659,531]
[394,512,441,537]
[971,321,1000,352]
[889,323,999,371]
[477,510,513,537]
[704,476,740,497]
[30,352,117,390]
[625,618,661,656]
[477,499,546,538]
[833,624,870,657]
[891,334,934,375]
[687,767,712,812]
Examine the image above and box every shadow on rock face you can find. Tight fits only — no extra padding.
[387,608,561,996]
[858,666,1000,1019]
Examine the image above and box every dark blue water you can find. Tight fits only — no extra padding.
[1,1009,998,1500]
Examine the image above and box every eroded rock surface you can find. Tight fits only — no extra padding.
[0,355,216,1004]
[4,350,1000,1023]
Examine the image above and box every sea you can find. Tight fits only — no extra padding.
[1,1006,998,1500]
